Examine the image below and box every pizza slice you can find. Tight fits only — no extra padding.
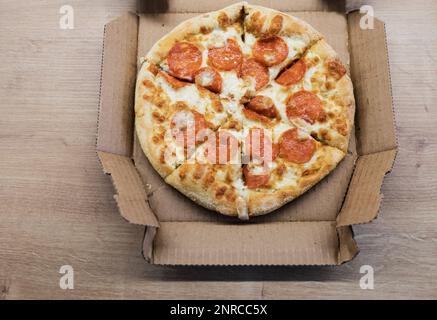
[240,122,345,215]
[165,127,249,219]
[135,61,230,178]
[145,2,251,102]
[241,4,322,93]
[273,40,355,152]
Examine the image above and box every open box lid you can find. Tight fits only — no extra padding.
[96,4,396,265]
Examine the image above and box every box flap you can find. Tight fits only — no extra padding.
[137,0,345,13]
[98,151,159,227]
[337,226,359,263]
[348,11,397,155]
[150,221,339,265]
[143,226,157,262]
[97,13,138,156]
[337,149,396,227]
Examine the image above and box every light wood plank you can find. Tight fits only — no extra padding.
[1,0,437,299]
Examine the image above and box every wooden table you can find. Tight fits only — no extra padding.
[1,0,436,299]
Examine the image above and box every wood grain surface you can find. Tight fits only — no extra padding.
[1,0,436,299]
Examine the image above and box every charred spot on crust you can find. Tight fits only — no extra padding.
[147,63,160,75]
[159,149,166,164]
[325,80,335,91]
[215,185,227,198]
[193,164,205,180]
[303,168,320,176]
[142,93,153,101]
[179,166,189,180]
[320,128,330,141]
[200,26,213,34]
[225,189,237,202]
[218,12,231,29]
[335,119,348,136]
[152,135,160,144]
[154,92,169,108]
[142,79,155,88]
[203,171,215,187]
[247,12,265,36]
[275,163,286,177]
[326,59,347,80]
[224,172,233,184]
[267,15,283,36]
[152,111,166,123]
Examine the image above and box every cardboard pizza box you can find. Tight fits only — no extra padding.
[96,0,397,266]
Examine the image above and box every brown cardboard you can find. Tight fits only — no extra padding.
[152,221,338,265]
[96,2,397,266]
[337,149,396,227]
[97,151,159,227]
[97,12,138,157]
[347,12,397,156]
[97,13,159,227]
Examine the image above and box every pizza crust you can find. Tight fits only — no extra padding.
[165,162,246,217]
[135,61,176,178]
[334,75,356,152]
[244,3,322,41]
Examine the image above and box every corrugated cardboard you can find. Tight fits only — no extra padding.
[97,1,397,266]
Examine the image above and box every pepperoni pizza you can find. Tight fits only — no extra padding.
[135,2,355,219]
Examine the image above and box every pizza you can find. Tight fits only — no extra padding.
[134,2,355,219]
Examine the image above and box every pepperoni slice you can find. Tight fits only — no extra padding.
[246,95,278,119]
[208,39,243,71]
[159,71,189,89]
[205,131,239,164]
[167,42,202,81]
[278,128,316,164]
[240,58,269,91]
[170,110,208,147]
[245,128,279,163]
[286,90,326,124]
[276,59,306,86]
[327,59,347,80]
[243,108,271,124]
[243,165,270,189]
[252,36,288,67]
[194,67,222,93]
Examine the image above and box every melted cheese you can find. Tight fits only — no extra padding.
[220,71,247,101]
[273,165,298,189]
[156,74,226,127]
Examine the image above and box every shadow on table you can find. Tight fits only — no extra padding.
[143,265,354,282]
[137,0,169,13]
